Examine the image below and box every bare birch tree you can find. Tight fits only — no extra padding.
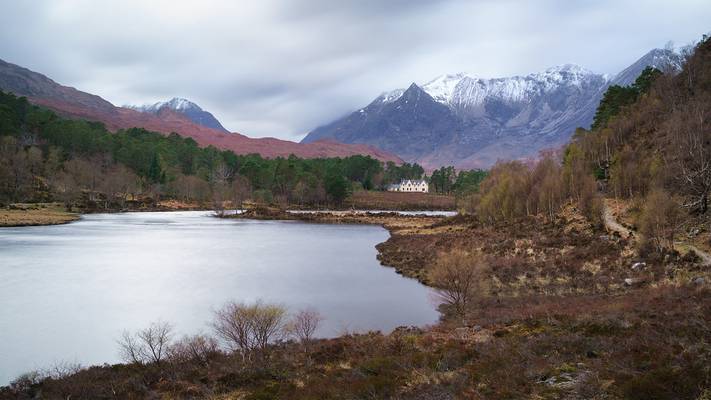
[430,249,488,319]
[117,321,173,364]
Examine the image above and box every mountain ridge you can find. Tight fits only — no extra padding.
[302,48,683,169]
[0,58,402,163]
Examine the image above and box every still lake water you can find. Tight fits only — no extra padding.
[0,211,438,384]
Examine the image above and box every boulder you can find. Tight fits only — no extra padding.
[630,262,646,271]
[624,277,646,286]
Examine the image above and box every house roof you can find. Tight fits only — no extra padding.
[400,179,427,185]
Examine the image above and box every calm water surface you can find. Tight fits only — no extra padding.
[0,211,438,384]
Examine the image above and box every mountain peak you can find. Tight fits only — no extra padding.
[612,47,684,86]
[401,83,432,103]
[162,97,200,111]
[405,82,422,91]
[543,64,593,75]
[126,97,228,132]
[128,97,202,113]
[422,73,469,103]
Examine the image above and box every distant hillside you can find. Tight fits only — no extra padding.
[303,48,684,169]
[0,59,401,163]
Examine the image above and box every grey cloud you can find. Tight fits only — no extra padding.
[0,0,709,140]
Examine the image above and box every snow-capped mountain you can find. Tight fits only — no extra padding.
[302,48,684,169]
[127,97,229,132]
[611,48,684,86]
[303,64,610,169]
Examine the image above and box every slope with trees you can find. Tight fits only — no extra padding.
[0,92,468,211]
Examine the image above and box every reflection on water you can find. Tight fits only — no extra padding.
[0,211,438,384]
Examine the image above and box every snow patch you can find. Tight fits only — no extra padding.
[126,97,202,113]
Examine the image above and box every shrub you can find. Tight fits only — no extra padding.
[429,249,489,319]
[167,334,220,365]
[638,189,680,253]
[212,300,287,359]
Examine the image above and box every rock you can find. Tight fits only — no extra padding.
[624,277,646,286]
[631,262,646,271]
[619,320,633,329]
[543,372,577,388]
[454,327,469,339]
[691,277,706,285]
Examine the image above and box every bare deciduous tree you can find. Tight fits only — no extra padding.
[639,189,680,253]
[429,249,488,319]
[117,321,174,364]
[138,321,173,363]
[287,308,323,344]
[212,300,287,359]
[286,308,323,356]
[667,98,711,213]
[232,174,251,211]
[251,302,287,352]
[210,162,233,215]
[167,334,220,365]
[212,301,256,355]
[118,330,146,364]
[42,361,83,380]
[101,164,139,207]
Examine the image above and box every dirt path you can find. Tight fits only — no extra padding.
[687,244,711,266]
[602,200,632,239]
[603,199,711,266]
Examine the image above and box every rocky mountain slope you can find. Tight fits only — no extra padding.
[303,48,683,169]
[611,48,684,86]
[127,97,229,132]
[0,59,401,163]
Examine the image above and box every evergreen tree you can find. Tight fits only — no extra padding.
[147,153,164,184]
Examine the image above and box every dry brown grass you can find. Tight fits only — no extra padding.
[346,190,455,210]
[0,204,79,227]
[155,199,205,210]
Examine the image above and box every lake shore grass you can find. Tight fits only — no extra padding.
[0,204,80,227]
[345,190,456,210]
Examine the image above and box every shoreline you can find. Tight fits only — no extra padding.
[0,208,80,227]
[4,205,711,398]
[226,208,450,284]
[1,198,457,228]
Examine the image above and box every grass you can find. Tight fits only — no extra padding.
[345,190,456,210]
[4,285,708,399]
[0,203,79,227]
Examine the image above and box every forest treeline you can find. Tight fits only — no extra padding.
[461,35,711,253]
[0,92,484,209]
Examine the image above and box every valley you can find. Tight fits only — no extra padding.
[0,3,710,398]
[0,59,401,163]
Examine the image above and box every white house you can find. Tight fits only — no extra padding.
[387,179,429,193]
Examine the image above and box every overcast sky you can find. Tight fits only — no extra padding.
[0,0,709,140]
